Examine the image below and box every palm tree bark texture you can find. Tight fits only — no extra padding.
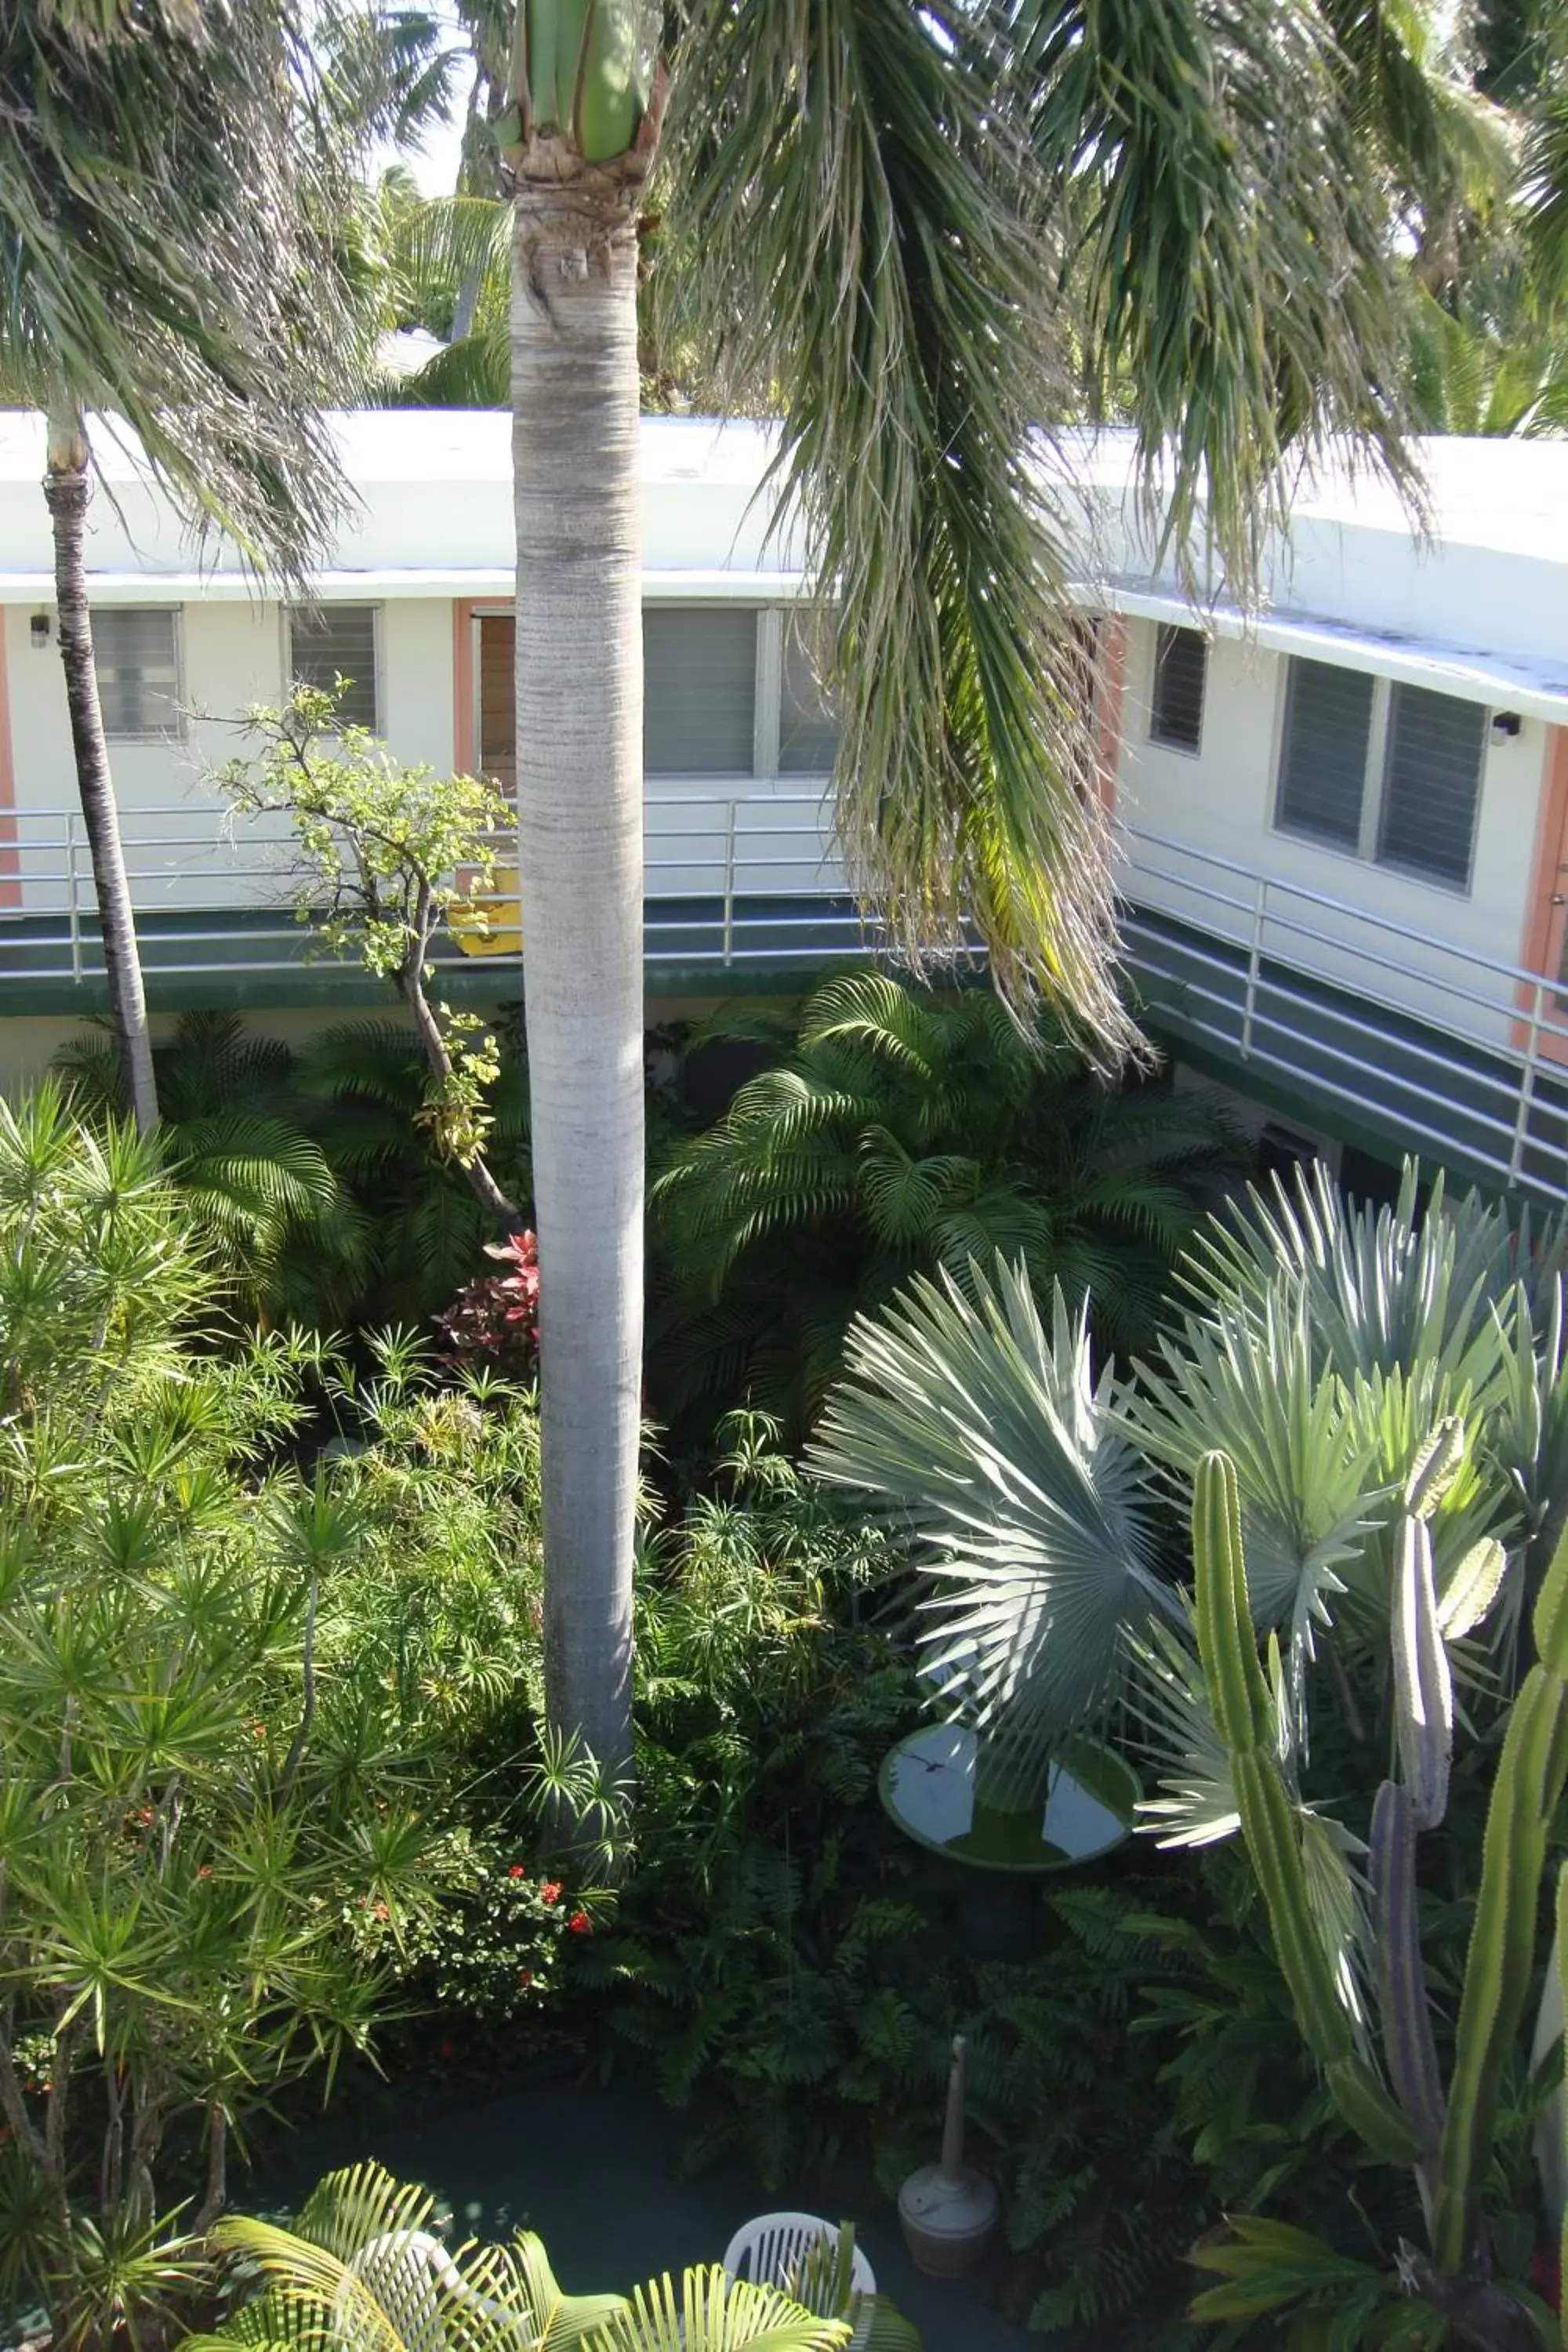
[43,405,159,1135]
[510,69,663,1781]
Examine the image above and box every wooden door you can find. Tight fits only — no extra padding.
[1516,724,1568,1063]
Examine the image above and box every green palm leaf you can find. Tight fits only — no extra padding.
[811,1260,1172,1773]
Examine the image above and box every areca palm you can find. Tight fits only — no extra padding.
[650,971,1240,1438]
[500,1,1421,1778]
[194,2161,880,2352]
[0,1,363,1131]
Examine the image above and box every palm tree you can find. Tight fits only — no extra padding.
[191,2160,906,2352]
[495,2,1430,1780]
[650,972,1242,1439]
[1,1,364,1131]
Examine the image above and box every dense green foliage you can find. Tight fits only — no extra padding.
[651,973,1242,1440]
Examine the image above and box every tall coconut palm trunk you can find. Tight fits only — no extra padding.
[43,405,158,1134]
[512,159,647,1779]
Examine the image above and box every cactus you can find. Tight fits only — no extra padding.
[1368,1779,1445,2214]
[1433,1515,1568,2273]
[1391,1512,1453,1833]
[1192,1454,1417,2165]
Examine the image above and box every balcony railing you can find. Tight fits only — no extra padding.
[3,795,1567,1202]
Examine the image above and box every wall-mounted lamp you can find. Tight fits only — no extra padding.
[29,612,51,650]
[1492,710,1523,737]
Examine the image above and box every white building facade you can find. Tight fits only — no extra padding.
[2,412,1566,1198]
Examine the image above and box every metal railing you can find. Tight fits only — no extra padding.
[1123,826,1568,1200]
[5,794,1568,1200]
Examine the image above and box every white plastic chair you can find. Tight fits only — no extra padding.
[721,2212,876,2298]
[338,2230,537,2352]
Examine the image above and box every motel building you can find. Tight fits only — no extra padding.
[1,410,1566,1203]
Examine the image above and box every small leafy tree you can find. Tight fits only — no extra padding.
[0,1090,441,2346]
[215,687,519,1226]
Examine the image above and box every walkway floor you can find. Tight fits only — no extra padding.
[263,2075,1038,2352]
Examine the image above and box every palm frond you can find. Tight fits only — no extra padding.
[811,1261,1171,1770]
[2,1,368,579]
[665,0,1138,1058]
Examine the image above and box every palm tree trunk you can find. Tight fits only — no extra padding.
[512,169,644,1778]
[43,403,159,1134]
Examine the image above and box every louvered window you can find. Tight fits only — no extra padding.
[93,608,181,739]
[1376,684,1486,888]
[779,614,839,775]
[1274,657,1486,891]
[289,604,379,731]
[1149,624,1206,752]
[1276,660,1374,851]
[644,608,757,775]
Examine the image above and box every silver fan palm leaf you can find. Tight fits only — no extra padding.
[810,1260,1173,1773]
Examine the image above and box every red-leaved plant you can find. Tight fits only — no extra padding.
[435,1230,540,1374]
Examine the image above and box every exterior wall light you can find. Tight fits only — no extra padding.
[30,612,51,649]
[1492,710,1523,737]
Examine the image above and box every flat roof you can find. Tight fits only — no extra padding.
[2,410,1564,557]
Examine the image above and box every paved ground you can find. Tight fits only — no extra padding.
[262,2074,1037,2351]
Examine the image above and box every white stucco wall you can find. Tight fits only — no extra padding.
[1115,618,1552,1045]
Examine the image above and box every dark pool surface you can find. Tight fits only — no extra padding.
[258,2074,1044,2350]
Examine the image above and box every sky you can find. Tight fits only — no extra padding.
[366,3,474,194]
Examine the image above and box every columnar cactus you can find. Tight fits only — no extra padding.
[1193,1446,1568,2289]
[1192,1454,1415,2164]
[1434,1517,1568,2273]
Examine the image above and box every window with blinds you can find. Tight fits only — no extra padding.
[644,607,757,775]
[1276,659,1375,851]
[779,614,839,775]
[93,608,181,739]
[1149,624,1206,752]
[289,605,379,731]
[1376,684,1486,888]
[1273,657,1486,891]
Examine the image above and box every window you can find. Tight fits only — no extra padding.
[1377,684,1488,889]
[93,608,181,739]
[1274,657,1486,891]
[1149,624,1207,753]
[289,604,379,731]
[779,615,839,775]
[644,607,757,775]
[1276,660,1374,851]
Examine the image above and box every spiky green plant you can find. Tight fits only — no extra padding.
[1185,1443,1568,2344]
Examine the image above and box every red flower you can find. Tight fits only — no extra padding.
[372,1900,390,1922]
[517,1969,535,1987]
[507,1864,527,1878]
[540,1880,563,1906]
[438,2038,457,2060]
[568,1910,592,1936]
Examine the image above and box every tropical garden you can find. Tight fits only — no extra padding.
[4,0,1568,2349]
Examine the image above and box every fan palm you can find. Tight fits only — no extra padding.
[191,2161,877,2352]
[809,1159,1568,1803]
[0,1,365,1131]
[650,972,1241,1438]
[495,0,1433,1777]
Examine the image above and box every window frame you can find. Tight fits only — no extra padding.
[93,604,185,744]
[285,601,383,735]
[1270,658,1486,898]
[1147,622,1207,757]
[470,597,842,789]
